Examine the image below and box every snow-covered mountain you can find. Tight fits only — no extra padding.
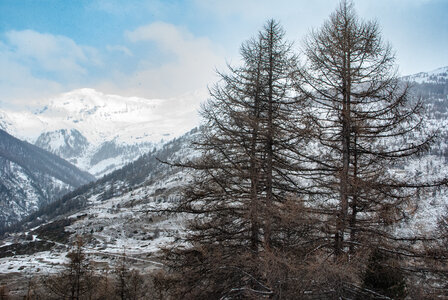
[0,88,205,177]
[0,129,95,230]
[402,66,448,84]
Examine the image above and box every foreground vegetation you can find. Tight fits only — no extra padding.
[156,1,448,299]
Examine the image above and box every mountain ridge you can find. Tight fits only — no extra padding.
[403,66,448,84]
[0,129,95,229]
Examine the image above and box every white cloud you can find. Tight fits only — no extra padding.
[5,30,101,77]
[99,22,224,99]
[106,45,133,56]
[0,24,222,106]
[0,49,62,108]
[0,30,103,107]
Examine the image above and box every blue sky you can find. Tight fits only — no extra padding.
[1,0,447,108]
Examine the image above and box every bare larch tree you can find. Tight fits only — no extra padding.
[297,0,438,259]
[160,20,307,299]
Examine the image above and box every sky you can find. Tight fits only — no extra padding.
[0,0,447,109]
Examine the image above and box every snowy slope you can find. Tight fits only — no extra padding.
[0,129,198,280]
[402,66,448,84]
[0,129,95,229]
[0,88,206,177]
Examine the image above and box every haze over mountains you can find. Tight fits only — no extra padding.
[0,88,205,177]
[0,88,204,231]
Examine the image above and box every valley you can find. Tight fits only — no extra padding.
[1,60,448,300]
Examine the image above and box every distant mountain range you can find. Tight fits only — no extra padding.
[0,129,94,229]
[0,88,205,177]
[0,129,198,275]
[402,66,448,84]
[1,67,444,180]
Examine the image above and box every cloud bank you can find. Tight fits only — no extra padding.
[0,23,223,108]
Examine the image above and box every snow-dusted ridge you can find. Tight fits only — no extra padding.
[2,88,204,144]
[402,66,448,84]
[0,129,198,285]
[0,88,206,177]
[0,129,95,229]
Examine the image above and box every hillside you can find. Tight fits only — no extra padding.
[0,129,95,230]
[0,128,198,297]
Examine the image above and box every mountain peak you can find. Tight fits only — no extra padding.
[0,128,94,228]
[63,87,102,96]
